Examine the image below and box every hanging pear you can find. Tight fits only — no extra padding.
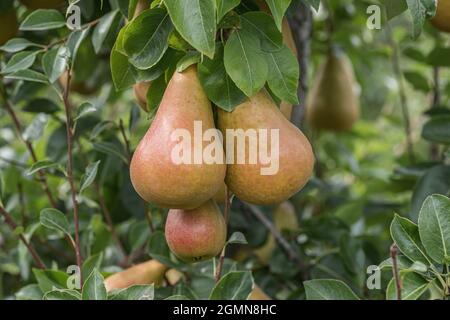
[431,0,450,33]
[217,90,314,205]
[306,51,360,131]
[165,200,226,263]
[130,66,226,209]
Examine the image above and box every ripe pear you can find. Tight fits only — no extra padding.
[20,0,65,9]
[133,81,151,112]
[130,66,226,209]
[165,200,226,263]
[0,9,18,46]
[431,0,450,33]
[212,182,227,205]
[217,91,314,205]
[254,201,298,264]
[165,268,183,285]
[306,51,360,131]
[249,286,272,300]
[104,260,168,291]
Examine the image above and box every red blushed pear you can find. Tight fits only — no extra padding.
[217,90,315,206]
[130,66,226,209]
[165,200,226,263]
[431,0,450,33]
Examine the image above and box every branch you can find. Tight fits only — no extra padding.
[0,85,58,208]
[289,3,313,128]
[390,243,402,300]
[61,69,83,281]
[430,67,440,161]
[241,202,309,279]
[384,14,415,163]
[215,187,230,282]
[0,205,46,269]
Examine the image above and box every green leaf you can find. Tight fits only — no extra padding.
[403,71,430,92]
[33,269,69,293]
[148,231,180,268]
[23,113,48,142]
[390,214,431,265]
[42,46,68,83]
[406,0,437,38]
[26,160,59,176]
[109,284,155,300]
[216,0,241,22]
[92,10,121,54]
[146,74,167,114]
[79,160,101,194]
[224,30,268,97]
[418,195,450,264]
[123,8,172,69]
[411,165,450,221]
[209,271,253,300]
[176,51,201,72]
[304,279,360,300]
[265,44,299,104]
[20,9,66,31]
[241,12,283,52]
[92,142,128,164]
[198,44,247,111]
[82,253,104,281]
[264,0,292,32]
[165,0,216,58]
[23,98,60,114]
[111,46,136,91]
[379,255,413,270]
[0,38,43,53]
[82,269,107,300]
[422,115,450,144]
[44,289,81,300]
[303,0,320,11]
[386,272,430,300]
[384,0,408,20]
[1,51,38,74]
[40,208,71,236]
[67,27,91,68]
[427,47,450,67]
[227,232,248,245]
[74,102,98,121]
[15,284,43,300]
[5,69,49,84]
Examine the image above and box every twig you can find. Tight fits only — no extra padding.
[289,2,312,128]
[384,13,415,163]
[242,202,309,279]
[390,243,402,300]
[215,187,231,282]
[0,206,46,269]
[145,210,155,232]
[0,85,58,208]
[119,119,132,163]
[430,67,440,161]
[61,69,83,282]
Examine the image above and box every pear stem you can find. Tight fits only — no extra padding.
[0,84,58,208]
[0,205,46,270]
[62,69,83,284]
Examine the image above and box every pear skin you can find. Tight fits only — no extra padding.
[248,286,272,300]
[217,91,314,206]
[165,268,183,285]
[306,51,360,131]
[130,66,226,209]
[165,200,226,263]
[20,0,65,9]
[133,81,151,112]
[431,0,450,33]
[212,182,227,205]
[104,260,168,291]
[0,10,18,46]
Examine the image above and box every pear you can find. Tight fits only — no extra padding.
[133,81,151,112]
[217,91,314,205]
[130,66,226,209]
[254,201,298,264]
[165,268,183,286]
[212,182,227,205]
[306,51,360,131]
[20,0,65,9]
[0,9,18,46]
[431,0,450,33]
[104,260,168,291]
[165,200,226,263]
[248,286,272,300]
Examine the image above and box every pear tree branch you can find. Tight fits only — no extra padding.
[390,244,402,300]
[0,206,46,269]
